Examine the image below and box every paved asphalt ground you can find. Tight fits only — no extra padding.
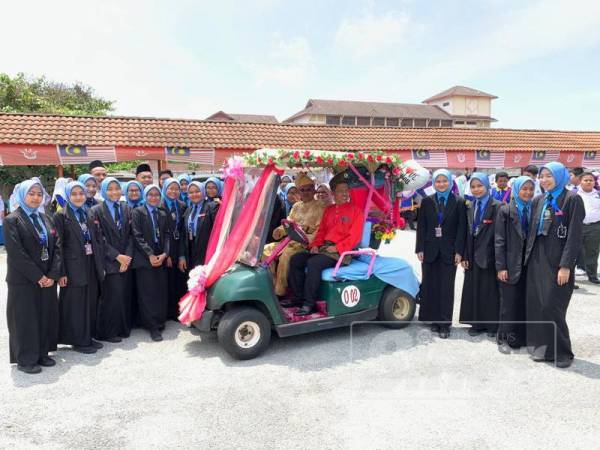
[1,231,599,449]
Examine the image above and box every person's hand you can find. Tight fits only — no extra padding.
[149,255,160,267]
[454,253,462,266]
[497,270,509,282]
[272,228,284,241]
[557,267,571,286]
[310,246,319,254]
[325,245,337,253]
[119,264,128,273]
[38,275,49,287]
[43,278,55,288]
[461,260,469,270]
[417,252,424,262]
[178,259,187,272]
[166,256,173,268]
[58,276,68,287]
[116,254,132,266]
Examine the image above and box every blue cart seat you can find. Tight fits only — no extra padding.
[321,221,373,282]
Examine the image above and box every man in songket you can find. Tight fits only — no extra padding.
[263,172,326,297]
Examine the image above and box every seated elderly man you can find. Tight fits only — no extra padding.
[288,176,365,316]
[263,172,326,296]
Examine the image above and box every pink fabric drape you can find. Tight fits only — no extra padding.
[178,164,282,325]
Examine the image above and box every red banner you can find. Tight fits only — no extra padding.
[503,151,532,168]
[115,146,165,161]
[446,150,475,168]
[558,151,584,167]
[0,144,59,165]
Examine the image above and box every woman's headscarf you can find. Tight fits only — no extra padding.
[469,172,491,199]
[78,174,98,209]
[537,161,570,235]
[77,174,96,187]
[124,180,144,208]
[100,177,121,206]
[187,181,206,236]
[188,181,206,204]
[17,179,44,216]
[143,184,162,203]
[64,181,87,212]
[282,184,298,215]
[177,173,192,205]
[204,176,223,199]
[161,178,180,209]
[510,176,534,224]
[51,177,71,208]
[432,169,454,202]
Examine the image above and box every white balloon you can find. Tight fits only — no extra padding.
[398,160,431,192]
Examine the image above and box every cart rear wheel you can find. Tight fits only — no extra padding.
[217,307,271,360]
[378,287,416,329]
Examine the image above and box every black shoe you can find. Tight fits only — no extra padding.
[574,284,580,290]
[588,277,600,284]
[555,359,573,369]
[431,324,440,332]
[17,364,42,374]
[91,340,104,349]
[72,345,97,354]
[530,355,550,362]
[487,331,497,338]
[468,328,483,336]
[102,336,122,343]
[498,343,512,354]
[38,356,56,367]
[159,325,166,331]
[281,298,303,308]
[295,306,316,316]
[439,327,450,339]
[150,330,163,342]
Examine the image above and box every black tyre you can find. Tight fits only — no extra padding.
[217,307,271,360]
[378,287,416,329]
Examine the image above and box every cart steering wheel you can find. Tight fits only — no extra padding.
[282,219,309,245]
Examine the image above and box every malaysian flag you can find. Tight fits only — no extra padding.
[165,147,215,165]
[411,149,447,168]
[583,150,599,167]
[475,149,505,168]
[530,150,560,164]
[57,145,116,164]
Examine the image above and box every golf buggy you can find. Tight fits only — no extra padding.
[184,149,428,360]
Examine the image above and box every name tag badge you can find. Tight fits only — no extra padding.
[435,226,443,238]
[557,224,568,239]
[171,212,177,221]
[189,232,194,241]
[41,247,50,261]
[173,230,180,240]
[85,243,93,255]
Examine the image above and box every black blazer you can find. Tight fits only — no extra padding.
[131,205,171,269]
[495,203,528,284]
[89,201,134,275]
[160,199,187,260]
[464,197,501,270]
[4,208,62,285]
[53,207,105,286]
[524,190,585,269]
[416,193,466,264]
[179,201,218,268]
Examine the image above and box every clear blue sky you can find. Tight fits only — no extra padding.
[2,0,599,130]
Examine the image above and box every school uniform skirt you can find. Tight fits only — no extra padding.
[459,264,500,332]
[526,235,574,361]
[7,283,58,366]
[419,256,457,326]
[135,265,168,331]
[96,271,132,340]
[497,268,527,348]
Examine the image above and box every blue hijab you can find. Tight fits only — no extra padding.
[470,172,491,201]
[17,179,44,216]
[537,161,570,235]
[143,184,162,203]
[125,180,144,208]
[432,169,454,202]
[64,181,87,212]
[187,181,206,236]
[511,176,535,222]
[100,177,122,213]
[78,174,98,209]
[205,177,223,201]
[282,184,297,215]
[161,178,180,210]
[177,173,192,205]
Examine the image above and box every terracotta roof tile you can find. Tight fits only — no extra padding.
[0,112,599,152]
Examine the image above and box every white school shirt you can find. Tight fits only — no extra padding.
[578,189,600,224]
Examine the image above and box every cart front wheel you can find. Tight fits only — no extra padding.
[217,307,271,360]
[378,287,416,329]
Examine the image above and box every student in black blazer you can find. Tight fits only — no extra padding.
[89,177,134,343]
[495,176,535,353]
[54,181,105,354]
[459,173,502,337]
[524,162,584,368]
[5,180,61,374]
[178,181,218,272]
[160,178,188,320]
[131,185,170,341]
[416,169,466,338]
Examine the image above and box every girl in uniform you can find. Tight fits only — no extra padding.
[416,169,466,339]
[178,181,218,272]
[495,176,535,353]
[124,180,144,209]
[90,177,134,343]
[525,162,584,368]
[131,185,170,341]
[204,176,223,204]
[177,173,192,207]
[78,174,100,211]
[55,181,104,354]
[5,179,61,374]
[160,178,187,320]
[459,173,502,338]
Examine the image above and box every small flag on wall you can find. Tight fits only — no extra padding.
[530,150,560,164]
[475,149,505,168]
[165,147,215,164]
[57,145,116,164]
[583,150,599,167]
[411,149,448,167]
